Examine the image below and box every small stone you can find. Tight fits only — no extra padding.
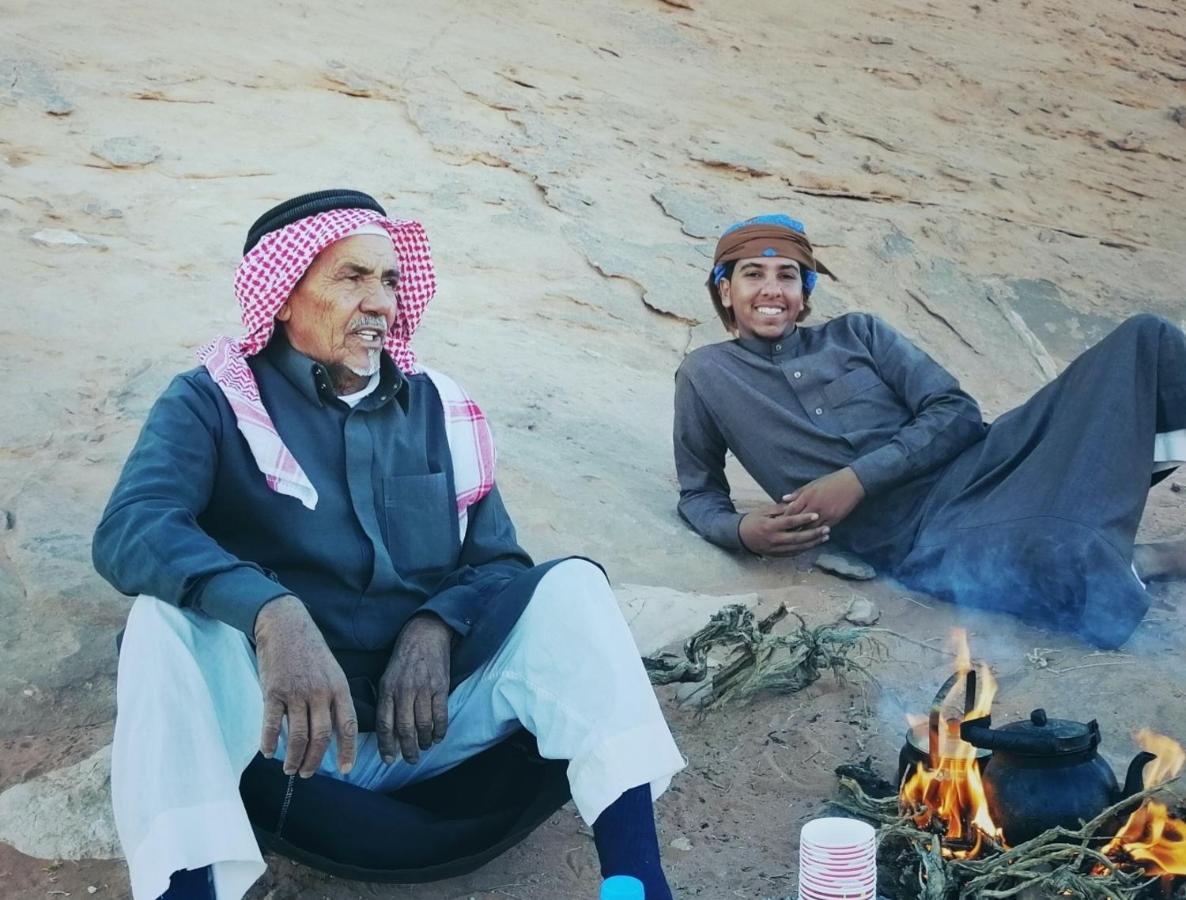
[1171,481,1183,494]
[2,59,74,115]
[868,35,895,45]
[82,202,123,219]
[0,746,120,861]
[670,836,693,851]
[1107,132,1145,152]
[88,888,98,895]
[844,597,881,626]
[1,510,12,529]
[91,136,161,168]
[815,551,876,581]
[1169,107,1186,127]
[30,229,89,247]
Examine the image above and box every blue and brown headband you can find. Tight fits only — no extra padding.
[707,215,836,331]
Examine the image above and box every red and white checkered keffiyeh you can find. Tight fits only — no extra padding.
[198,208,495,535]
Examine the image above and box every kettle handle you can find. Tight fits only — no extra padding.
[1121,751,1158,799]
[960,714,1104,755]
[928,668,978,767]
[959,715,1000,750]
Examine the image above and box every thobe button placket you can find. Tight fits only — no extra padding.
[775,343,783,352]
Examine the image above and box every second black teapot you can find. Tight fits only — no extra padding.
[960,708,1155,844]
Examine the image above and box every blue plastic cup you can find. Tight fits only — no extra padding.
[600,874,645,899]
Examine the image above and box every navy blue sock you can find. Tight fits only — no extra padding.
[592,784,672,900]
[158,865,214,900]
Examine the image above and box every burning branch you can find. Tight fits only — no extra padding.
[833,628,1186,899]
[836,775,1186,899]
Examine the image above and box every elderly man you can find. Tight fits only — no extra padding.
[94,190,684,900]
[674,214,1186,649]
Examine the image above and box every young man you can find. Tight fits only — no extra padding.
[94,190,684,899]
[674,214,1186,649]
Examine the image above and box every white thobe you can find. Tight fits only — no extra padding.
[111,558,685,899]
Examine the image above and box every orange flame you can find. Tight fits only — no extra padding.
[1098,732,1186,877]
[1103,800,1186,876]
[1136,729,1186,790]
[899,630,1003,856]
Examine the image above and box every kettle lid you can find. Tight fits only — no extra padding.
[994,708,1100,755]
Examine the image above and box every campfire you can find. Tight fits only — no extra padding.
[836,630,1186,898]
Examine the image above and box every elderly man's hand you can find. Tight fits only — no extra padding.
[782,467,867,528]
[255,595,358,778]
[739,504,831,557]
[376,613,453,765]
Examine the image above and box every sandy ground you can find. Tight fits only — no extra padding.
[1,0,1185,896]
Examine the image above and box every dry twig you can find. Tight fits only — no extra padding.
[835,775,1184,899]
[643,604,883,714]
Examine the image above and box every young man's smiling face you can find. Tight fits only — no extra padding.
[718,256,805,341]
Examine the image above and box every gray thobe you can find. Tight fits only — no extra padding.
[674,312,1186,648]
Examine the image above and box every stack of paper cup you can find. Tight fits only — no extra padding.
[798,817,877,899]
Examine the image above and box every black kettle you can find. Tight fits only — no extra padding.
[960,708,1155,844]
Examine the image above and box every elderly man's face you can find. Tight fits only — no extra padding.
[276,234,399,394]
[719,256,805,341]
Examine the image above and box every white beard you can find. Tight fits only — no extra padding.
[348,349,382,378]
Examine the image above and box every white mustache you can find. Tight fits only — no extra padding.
[348,316,388,335]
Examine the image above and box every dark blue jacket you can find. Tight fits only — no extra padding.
[93,335,533,656]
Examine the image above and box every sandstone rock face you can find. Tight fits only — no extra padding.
[2,0,1185,892]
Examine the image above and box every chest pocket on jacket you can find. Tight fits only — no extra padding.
[823,367,897,432]
[382,473,457,576]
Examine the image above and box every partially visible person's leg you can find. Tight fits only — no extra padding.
[158,866,214,900]
[483,559,684,900]
[900,519,1151,649]
[112,597,269,900]
[974,314,1186,545]
[1134,540,1186,582]
[1139,422,1186,581]
[900,315,1185,644]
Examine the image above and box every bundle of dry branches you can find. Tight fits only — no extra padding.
[834,775,1186,900]
[643,603,882,713]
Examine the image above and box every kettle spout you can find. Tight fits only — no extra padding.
[1121,751,1158,799]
